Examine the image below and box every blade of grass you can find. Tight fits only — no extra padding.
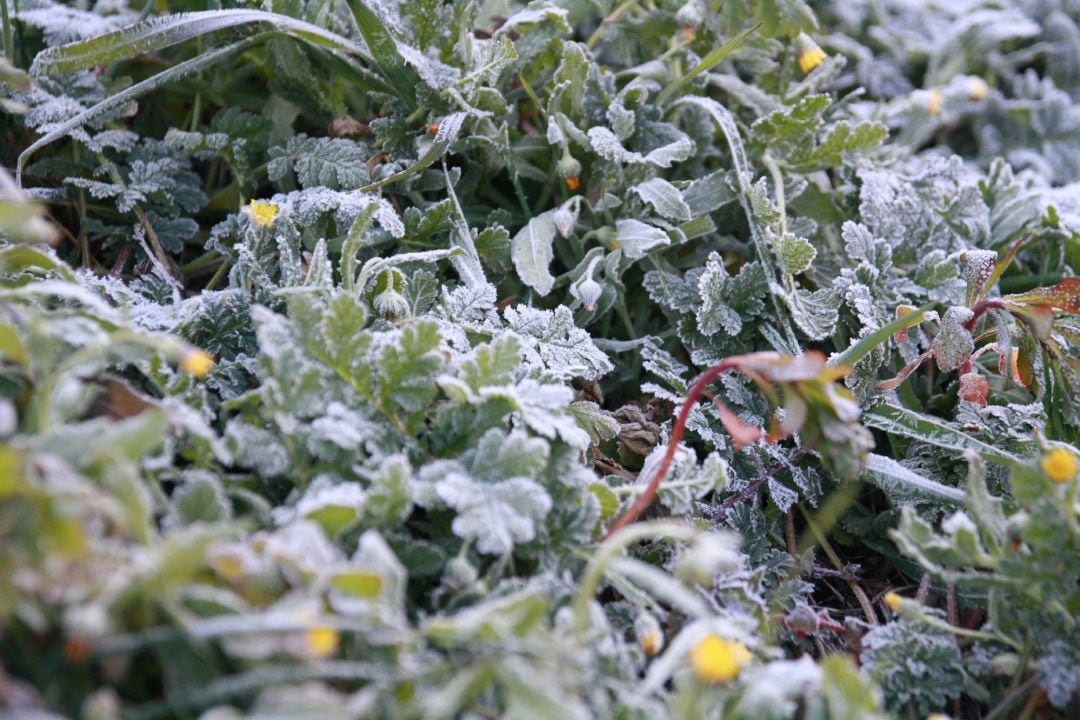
[863,402,1023,466]
[829,301,936,368]
[655,24,758,107]
[344,0,422,113]
[30,9,371,76]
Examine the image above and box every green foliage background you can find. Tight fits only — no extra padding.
[1,0,1080,717]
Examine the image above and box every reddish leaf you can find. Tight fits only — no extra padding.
[715,402,764,449]
[958,372,989,406]
[1004,277,1080,314]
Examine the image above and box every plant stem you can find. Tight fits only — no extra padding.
[1,0,13,63]
[586,0,637,49]
[800,506,878,626]
[573,521,698,642]
[602,359,736,538]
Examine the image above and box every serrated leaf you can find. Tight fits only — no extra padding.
[567,401,619,444]
[777,233,816,275]
[461,335,521,391]
[437,469,551,556]
[378,320,443,412]
[775,284,839,340]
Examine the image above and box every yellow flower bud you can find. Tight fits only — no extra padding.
[967,77,988,101]
[884,592,902,613]
[927,88,942,115]
[304,626,339,658]
[179,348,214,377]
[689,634,751,683]
[635,612,664,656]
[795,33,827,74]
[1041,447,1077,483]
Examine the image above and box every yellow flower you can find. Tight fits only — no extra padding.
[967,77,988,101]
[884,592,902,613]
[927,88,942,115]
[179,348,214,377]
[565,176,581,191]
[245,199,280,228]
[1041,447,1078,483]
[796,33,827,74]
[689,634,751,683]
[304,626,339,658]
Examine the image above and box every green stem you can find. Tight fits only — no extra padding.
[586,0,637,49]
[572,521,698,643]
[1,0,13,63]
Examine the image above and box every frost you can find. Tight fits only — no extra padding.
[630,178,691,222]
[502,305,612,380]
[510,211,557,296]
[776,233,817,275]
[931,306,975,372]
[428,429,553,555]
[615,219,670,259]
[587,126,694,167]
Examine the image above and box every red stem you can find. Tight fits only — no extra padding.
[602,359,735,539]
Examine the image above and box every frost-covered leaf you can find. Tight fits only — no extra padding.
[930,306,975,372]
[510,211,557,296]
[776,233,816,275]
[615,219,670,259]
[774,284,839,340]
[502,305,612,381]
[268,135,369,190]
[630,178,691,222]
[378,320,443,411]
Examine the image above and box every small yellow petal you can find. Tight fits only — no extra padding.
[179,348,214,377]
[927,88,942,115]
[1041,448,1078,483]
[245,199,280,229]
[884,592,902,613]
[689,634,751,683]
[305,626,339,658]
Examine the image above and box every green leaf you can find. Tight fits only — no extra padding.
[614,219,670,259]
[863,453,965,504]
[830,302,935,368]
[460,335,521,391]
[863,403,1023,466]
[345,0,425,112]
[30,10,370,76]
[567,401,619,445]
[630,178,692,222]
[331,571,384,598]
[655,24,759,106]
[776,233,816,275]
[511,211,557,296]
[377,320,443,412]
[268,135,370,189]
[753,0,817,37]
[19,35,271,180]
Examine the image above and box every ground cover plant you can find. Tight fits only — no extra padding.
[2,0,1080,717]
